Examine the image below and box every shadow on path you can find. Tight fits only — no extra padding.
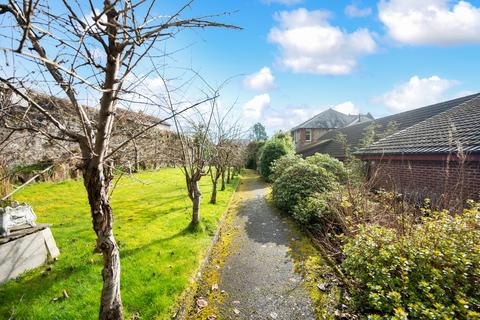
[191,171,316,320]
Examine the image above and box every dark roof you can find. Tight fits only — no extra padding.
[356,95,480,156]
[298,93,480,159]
[291,108,373,131]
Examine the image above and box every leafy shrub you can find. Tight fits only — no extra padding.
[272,131,294,150]
[258,138,293,181]
[272,162,337,213]
[270,154,303,182]
[305,153,347,183]
[292,193,337,229]
[341,207,480,319]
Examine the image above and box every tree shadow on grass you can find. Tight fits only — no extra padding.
[0,256,98,317]
[114,194,186,213]
[120,223,206,259]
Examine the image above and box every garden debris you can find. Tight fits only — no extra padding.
[50,289,69,302]
[317,282,328,291]
[196,298,208,308]
[334,309,355,319]
[233,308,240,315]
[269,311,278,319]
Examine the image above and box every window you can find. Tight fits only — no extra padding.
[294,130,299,143]
[305,129,312,142]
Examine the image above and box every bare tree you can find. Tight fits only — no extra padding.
[171,99,215,225]
[0,1,237,319]
[208,142,224,204]
[207,103,241,203]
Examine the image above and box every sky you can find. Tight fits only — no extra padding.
[165,0,480,134]
[2,0,480,135]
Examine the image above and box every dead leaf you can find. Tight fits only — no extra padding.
[196,298,208,308]
[317,282,328,291]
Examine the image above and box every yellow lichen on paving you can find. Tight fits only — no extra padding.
[188,170,258,319]
[265,186,340,319]
[288,236,341,319]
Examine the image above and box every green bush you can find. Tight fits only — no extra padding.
[292,193,336,228]
[271,131,294,150]
[272,162,337,213]
[270,154,303,182]
[258,138,293,181]
[341,208,480,319]
[305,153,347,183]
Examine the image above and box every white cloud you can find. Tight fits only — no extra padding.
[374,75,459,112]
[263,0,304,5]
[333,101,359,114]
[258,102,363,133]
[84,9,107,32]
[268,8,377,75]
[261,106,317,133]
[243,94,271,120]
[345,4,372,17]
[244,67,275,91]
[379,0,480,45]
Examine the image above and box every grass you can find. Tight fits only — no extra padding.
[0,168,239,320]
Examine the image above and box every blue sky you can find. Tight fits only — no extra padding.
[164,0,480,133]
[2,0,480,135]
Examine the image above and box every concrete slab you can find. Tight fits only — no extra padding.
[0,225,59,284]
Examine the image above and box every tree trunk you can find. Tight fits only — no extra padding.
[227,166,231,184]
[191,180,202,225]
[83,162,123,320]
[132,138,139,172]
[221,169,226,191]
[210,180,218,204]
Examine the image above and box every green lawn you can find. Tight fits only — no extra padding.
[0,168,238,319]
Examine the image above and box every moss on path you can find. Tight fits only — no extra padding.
[189,171,334,320]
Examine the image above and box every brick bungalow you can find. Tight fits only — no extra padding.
[355,94,480,206]
[297,93,480,160]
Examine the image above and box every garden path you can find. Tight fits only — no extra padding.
[191,171,316,319]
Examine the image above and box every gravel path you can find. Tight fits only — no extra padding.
[213,173,316,320]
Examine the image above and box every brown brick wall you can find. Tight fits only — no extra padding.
[369,159,480,205]
[294,128,330,151]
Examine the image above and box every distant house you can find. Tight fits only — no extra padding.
[297,94,480,160]
[355,94,480,205]
[291,108,373,152]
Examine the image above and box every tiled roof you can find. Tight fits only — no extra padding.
[291,108,373,131]
[356,95,480,156]
[297,93,480,158]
